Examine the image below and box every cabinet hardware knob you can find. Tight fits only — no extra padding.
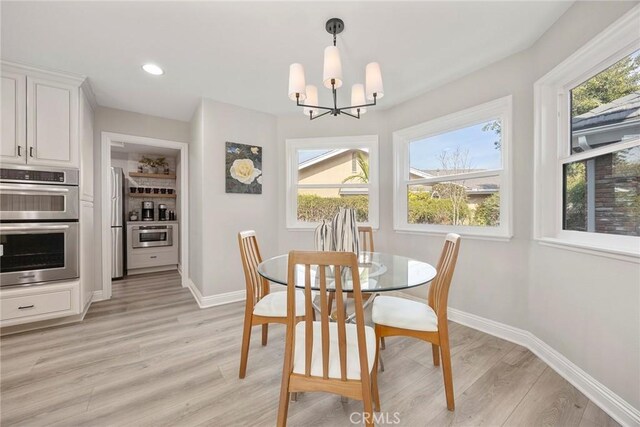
[18,305,35,310]
[150,256,157,259]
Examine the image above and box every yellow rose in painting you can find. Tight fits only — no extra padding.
[230,159,261,185]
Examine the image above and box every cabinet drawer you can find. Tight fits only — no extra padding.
[129,249,177,269]
[1,290,72,321]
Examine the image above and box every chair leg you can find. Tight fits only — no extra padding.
[362,382,375,427]
[380,337,386,350]
[432,344,440,366]
[239,310,253,379]
[440,337,455,411]
[277,378,291,427]
[372,338,381,412]
[262,324,268,346]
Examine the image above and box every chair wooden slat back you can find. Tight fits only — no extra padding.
[238,230,268,308]
[285,251,370,383]
[428,233,461,323]
[358,226,375,253]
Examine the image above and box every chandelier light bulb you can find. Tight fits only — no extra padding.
[323,46,343,89]
[303,85,319,116]
[288,63,307,101]
[351,84,367,115]
[365,62,384,100]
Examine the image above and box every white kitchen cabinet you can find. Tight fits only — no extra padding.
[79,87,94,201]
[0,281,80,327]
[0,72,26,164]
[26,76,79,168]
[80,200,95,307]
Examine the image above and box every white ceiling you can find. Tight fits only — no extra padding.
[1,1,573,122]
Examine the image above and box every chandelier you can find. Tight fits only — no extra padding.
[287,18,384,120]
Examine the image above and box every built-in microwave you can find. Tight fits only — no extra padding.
[0,166,80,221]
[132,225,173,248]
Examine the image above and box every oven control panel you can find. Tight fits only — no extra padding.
[0,168,74,184]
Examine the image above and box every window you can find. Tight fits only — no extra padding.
[286,136,379,229]
[393,96,512,238]
[534,7,640,259]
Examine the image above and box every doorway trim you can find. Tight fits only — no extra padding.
[100,131,189,300]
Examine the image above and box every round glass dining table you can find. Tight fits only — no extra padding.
[257,252,437,293]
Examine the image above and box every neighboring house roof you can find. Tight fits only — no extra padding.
[572,91,640,132]
[298,148,367,170]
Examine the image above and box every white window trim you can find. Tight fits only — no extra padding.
[393,95,513,240]
[533,5,640,262]
[285,135,379,230]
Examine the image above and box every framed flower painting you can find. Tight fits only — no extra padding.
[225,142,263,194]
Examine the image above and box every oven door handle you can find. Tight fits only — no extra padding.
[0,183,70,194]
[0,224,70,232]
[135,228,171,234]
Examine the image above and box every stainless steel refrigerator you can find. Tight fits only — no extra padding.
[111,167,125,279]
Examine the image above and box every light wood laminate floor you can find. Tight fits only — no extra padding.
[0,272,618,426]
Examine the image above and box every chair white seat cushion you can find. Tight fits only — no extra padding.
[293,321,376,380]
[253,291,305,317]
[372,295,438,332]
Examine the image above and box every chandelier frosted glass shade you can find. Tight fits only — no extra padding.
[365,62,384,100]
[288,63,306,101]
[303,85,319,116]
[323,46,343,89]
[288,18,383,120]
[351,84,367,115]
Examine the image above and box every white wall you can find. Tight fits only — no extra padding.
[189,98,278,296]
[274,0,639,411]
[94,107,190,293]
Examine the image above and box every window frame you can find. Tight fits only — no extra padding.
[285,135,379,230]
[393,95,513,240]
[533,6,640,262]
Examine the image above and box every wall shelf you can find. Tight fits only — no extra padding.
[129,172,177,179]
[129,193,177,198]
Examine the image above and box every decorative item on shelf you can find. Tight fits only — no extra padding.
[130,187,136,194]
[137,187,144,194]
[288,18,383,120]
[167,188,174,195]
[144,187,151,193]
[225,142,262,194]
[129,210,139,221]
[160,188,167,194]
[138,156,170,174]
[153,188,160,194]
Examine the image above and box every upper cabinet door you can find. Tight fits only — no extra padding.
[1,72,27,164]
[26,76,79,168]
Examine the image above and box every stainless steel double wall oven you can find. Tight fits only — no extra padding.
[0,165,80,287]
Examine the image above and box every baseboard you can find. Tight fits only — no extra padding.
[445,307,640,427]
[186,279,246,309]
[92,290,107,302]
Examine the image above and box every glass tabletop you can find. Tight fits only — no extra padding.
[257,252,437,292]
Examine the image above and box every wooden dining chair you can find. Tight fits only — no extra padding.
[238,230,306,379]
[372,233,461,410]
[358,226,375,252]
[277,251,380,427]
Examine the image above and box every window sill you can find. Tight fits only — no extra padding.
[393,227,512,242]
[536,237,640,264]
[286,224,379,232]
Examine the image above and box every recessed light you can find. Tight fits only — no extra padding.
[142,63,164,76]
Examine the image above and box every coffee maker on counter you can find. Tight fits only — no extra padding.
[142,201,154,221]
[158,204,168,221]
